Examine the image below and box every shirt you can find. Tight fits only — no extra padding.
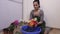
[30,9,44,22]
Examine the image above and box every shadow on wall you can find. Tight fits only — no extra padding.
[8,0,23,4]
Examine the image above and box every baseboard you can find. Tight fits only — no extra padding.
[46,26,60,30]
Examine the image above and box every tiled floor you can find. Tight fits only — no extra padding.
[0,27,60,34]
[49,29,60,34]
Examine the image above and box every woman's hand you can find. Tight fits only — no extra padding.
[38,21,43,24]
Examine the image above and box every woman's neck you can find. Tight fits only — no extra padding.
[34,8,39,12]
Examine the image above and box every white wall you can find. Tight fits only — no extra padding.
[23,0,34,21]
[40,0,60,28]
[23,0,60,28]
[0,0,23,30]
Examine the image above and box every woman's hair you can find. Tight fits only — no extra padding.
[33,0,40,8]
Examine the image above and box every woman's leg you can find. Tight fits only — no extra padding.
[38,21,46,34]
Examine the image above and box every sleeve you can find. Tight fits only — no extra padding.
[30,10,33,19]
[40,10,44,22]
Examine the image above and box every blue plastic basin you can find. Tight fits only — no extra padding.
[21,25,41,34]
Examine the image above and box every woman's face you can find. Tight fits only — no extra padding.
[33,2,39,10]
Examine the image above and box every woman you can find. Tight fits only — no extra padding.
[30,0,46,34]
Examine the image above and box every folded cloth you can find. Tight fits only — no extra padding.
[13,20,19,26]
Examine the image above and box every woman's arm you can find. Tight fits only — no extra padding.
[30,10,33,19]
[39,10,44,24]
